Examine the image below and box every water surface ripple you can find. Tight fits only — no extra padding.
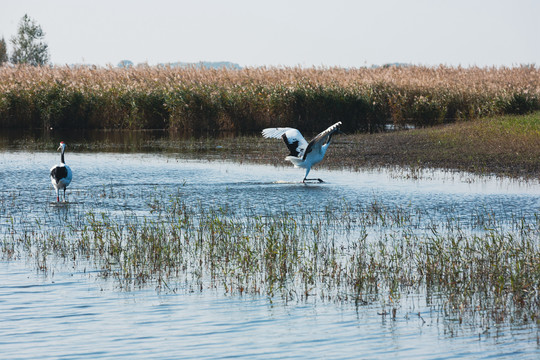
[1,151,539,359]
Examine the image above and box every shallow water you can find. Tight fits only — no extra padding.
[2,151,538,228]
[1,150,539,359]
[2,260,540,359]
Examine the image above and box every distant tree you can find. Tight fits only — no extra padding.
[10,14,50,66]
[0,37,8,65]
[118,60,134,68]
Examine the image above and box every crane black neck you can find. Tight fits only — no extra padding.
[60,149,65,164]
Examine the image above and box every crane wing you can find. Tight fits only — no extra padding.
[303,122,342,160]
[262,127,308,158]
[50,165,68,182]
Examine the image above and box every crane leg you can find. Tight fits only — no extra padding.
[302,168,323,183]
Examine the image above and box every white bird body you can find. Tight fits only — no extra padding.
[262,122,342,182]
[50,142,72,202]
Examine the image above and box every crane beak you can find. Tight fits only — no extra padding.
[57,145,62,151]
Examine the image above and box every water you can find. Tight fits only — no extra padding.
[1,150,539,359]
[2,260,539,359]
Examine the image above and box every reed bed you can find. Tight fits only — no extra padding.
[0,65,538,134]
[2,196,539,326]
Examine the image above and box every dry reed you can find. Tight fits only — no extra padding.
[0,65,538,133]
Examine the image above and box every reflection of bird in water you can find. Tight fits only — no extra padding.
[50,141,73,202]
[262,122,343,183]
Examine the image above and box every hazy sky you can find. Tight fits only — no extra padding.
[1,0,538,67]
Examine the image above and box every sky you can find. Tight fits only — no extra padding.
[1,0,538,68]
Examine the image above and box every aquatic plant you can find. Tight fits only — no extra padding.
[2,195,538,327]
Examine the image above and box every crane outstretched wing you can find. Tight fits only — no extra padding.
[303,122,342,160]
[262,127,308,158]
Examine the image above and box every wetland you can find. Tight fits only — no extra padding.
[1,63,539,356]
[1,130,539,358]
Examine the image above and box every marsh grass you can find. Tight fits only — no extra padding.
[0,65,538,133]
[2,194,538,326]
[327,112,540,178]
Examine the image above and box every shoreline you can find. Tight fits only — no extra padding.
[1,112,539,180]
